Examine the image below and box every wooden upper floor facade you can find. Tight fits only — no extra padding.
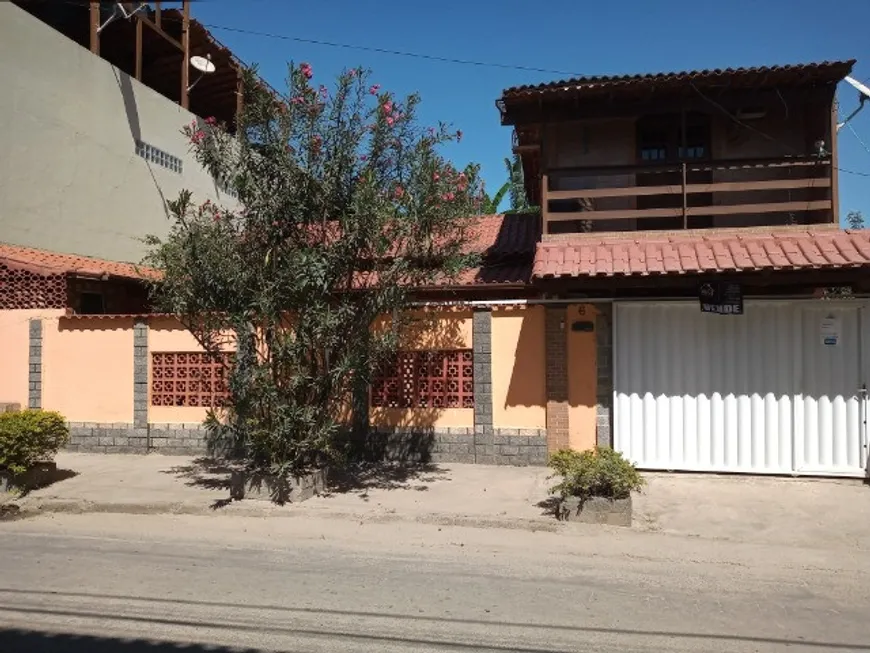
[498,61,855,237]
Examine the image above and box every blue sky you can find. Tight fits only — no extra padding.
[192,0,870,222]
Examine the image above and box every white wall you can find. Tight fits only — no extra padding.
[0,4,236,264]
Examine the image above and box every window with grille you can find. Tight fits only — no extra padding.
[371,350,474,409]
[151,352,233,407]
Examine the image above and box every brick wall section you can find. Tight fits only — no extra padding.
[67,423,206,455]
[596,304,614,448]
[132,318,148,429]
[28,318,42,409]
[65,422,547,464]
[472,308,493,432]
[545,307,569,452]
[370,427,547,466]
[67,423,149,454]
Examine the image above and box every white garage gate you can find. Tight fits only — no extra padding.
[613,301,869,477]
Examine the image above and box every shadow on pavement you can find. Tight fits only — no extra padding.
[324,462,451,498]
[0,629,267,653]
[166,457,451,503]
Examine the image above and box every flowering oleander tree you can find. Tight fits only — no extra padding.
[145,63,483,474]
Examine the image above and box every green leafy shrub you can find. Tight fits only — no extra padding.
[0,410,69,475]
[548,447,644,501]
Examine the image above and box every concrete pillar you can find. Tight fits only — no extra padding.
[28,319,42,409]
[595,304,614,448]
[133,318,148,430]
[472,308,493,433]
[545,307,569,452]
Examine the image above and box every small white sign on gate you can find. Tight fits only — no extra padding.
[820,315,841,346]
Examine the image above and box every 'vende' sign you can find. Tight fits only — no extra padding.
[699,282,743,315]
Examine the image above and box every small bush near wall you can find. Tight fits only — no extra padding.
[0,410,69,475]
[548,447,644,501]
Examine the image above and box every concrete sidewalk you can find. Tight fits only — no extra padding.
[8,452,870,549]
[13,453,560,531]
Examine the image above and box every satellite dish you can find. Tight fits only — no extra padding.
[837,76,870,132]
[188,55,217,92]
[844,75,870,100]
[190,56,217,75]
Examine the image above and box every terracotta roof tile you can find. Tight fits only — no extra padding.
[533,229,870,279]
[0,243,157,280]
[502,60,855,99]
[0,213,537,290]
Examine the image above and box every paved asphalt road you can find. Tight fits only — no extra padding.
[0,513,868,652]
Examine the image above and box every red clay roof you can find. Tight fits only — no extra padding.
[533,228,870,279]
[502,60,855,100]
[0,243,158,280]
[466,213,539,257]
[0,213,537,286]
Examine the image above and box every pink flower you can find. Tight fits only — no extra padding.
[290,96,304,105]
[318,85,328,99]
[382,101,393,114]
[349,68,358,78]
[386,116,395,127]
[369,84,381,95]
[191,130,205,144]
[205,116,217,126]
[394,186,405,199]
[441,192,455,202]
[433,172,440,181]
[455,130,463,142]
[300,62,313,79]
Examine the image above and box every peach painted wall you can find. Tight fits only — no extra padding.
[371,309,474,428]
[373,309,473,350]
[0,309,64,408]
[567,304,598,451]
[41,316,134,423]
[492,307,546,430]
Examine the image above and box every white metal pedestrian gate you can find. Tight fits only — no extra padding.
[613,301,869,477]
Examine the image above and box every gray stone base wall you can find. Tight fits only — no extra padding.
[67,423,207,455]
[66,423,549,466]
[366,428,548,466]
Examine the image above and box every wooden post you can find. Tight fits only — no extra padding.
[134,17,143,81]
[155,1,162,29]
[830,100,840,224]
[681,162,688,229]
[180,1,191,109]
[541,173,549,235]
[89,1,100,55]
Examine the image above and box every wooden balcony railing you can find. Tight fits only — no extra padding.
[542,156,834,230]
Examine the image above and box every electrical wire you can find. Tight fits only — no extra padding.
[56,0,588,77]
[199,24,587,77]
[847,123,870,157]
[46,0,870,179]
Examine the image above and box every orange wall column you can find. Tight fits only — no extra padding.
[566,305,597,451]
